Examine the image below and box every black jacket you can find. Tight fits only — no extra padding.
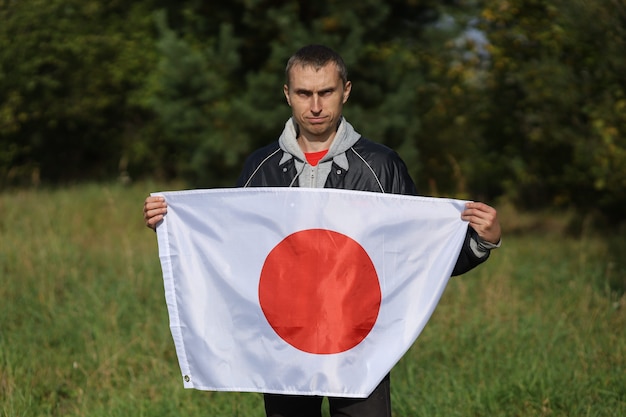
[237,136,488,276]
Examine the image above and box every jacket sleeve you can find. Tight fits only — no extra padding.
[451,227,490,276]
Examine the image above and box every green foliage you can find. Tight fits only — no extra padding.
[139,0,444,186]
[474,0,626,221]
[1,0,625,222]
[0,0,157,185]
[1,183,624,416]
[139,10,247,185]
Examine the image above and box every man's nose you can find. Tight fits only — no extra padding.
[310,95,322,113]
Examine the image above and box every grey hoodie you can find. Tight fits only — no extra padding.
[278,117,361,188]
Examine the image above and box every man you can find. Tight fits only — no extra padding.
[144,44,501,417]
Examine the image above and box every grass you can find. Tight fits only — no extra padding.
[1,182,624,416]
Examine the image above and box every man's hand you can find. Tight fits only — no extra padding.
[144,196,167,230]
[461,202,501,244]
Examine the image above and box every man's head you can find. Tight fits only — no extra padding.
[283,45,352,146]
[285,44,348,88]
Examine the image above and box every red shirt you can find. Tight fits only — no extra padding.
[305,150,329,166]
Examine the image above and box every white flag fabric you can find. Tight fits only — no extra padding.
[154,187,469,398]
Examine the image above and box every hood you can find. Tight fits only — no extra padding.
[277,117,361,171]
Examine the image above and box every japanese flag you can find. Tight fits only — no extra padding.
[154,187,469,398]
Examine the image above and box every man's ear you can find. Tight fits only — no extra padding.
[342,81,352,104]
[283,84,291,106]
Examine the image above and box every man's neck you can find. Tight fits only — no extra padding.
[295,118,341,153]
[297,134,335,153]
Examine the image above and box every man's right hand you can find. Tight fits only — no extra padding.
[143,196,167,230]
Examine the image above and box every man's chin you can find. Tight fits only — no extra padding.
[306,123,332,135]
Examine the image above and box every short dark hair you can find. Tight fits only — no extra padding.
[285,45,348,87]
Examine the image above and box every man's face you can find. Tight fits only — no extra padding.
[284,63,351,144]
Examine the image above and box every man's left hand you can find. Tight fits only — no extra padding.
[461,202,501,244]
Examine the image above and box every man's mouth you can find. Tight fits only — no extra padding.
[308,117,327,124]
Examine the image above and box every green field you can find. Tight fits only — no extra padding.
[1,183,624,416]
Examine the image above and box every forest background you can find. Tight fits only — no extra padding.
[2,1,626,416]
[2,0,625,226]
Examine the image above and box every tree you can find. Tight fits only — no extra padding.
[0,0,157,186]
[139,0,455,186]
[472,0,626,222]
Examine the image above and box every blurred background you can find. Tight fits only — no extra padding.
[2,0,624,226]
[2,1,625,415]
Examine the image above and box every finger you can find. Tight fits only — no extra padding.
[464,202,493,216]
[144,197,167,214]
[144,206,166,218]
[144,203,166,214]
[144,206,167,219]
[143,196,168,229]
[463,205,496,223]
[146,213,164,226]
[144,196,165,207]
[145,213,165,229]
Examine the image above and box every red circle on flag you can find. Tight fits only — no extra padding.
[259,229,381,354]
